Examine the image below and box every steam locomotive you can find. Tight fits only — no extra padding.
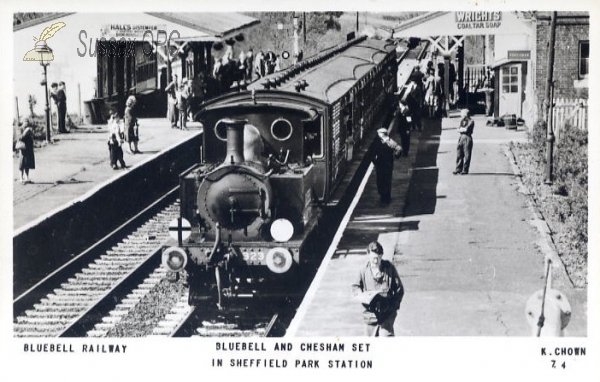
[162,36,401,308]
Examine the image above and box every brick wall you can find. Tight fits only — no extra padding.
[535,17,589,120]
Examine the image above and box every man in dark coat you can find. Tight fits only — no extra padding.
[370,127,403,204]
[50,82,68,133]
[393,101,411,155]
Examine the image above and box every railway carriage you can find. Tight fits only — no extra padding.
[162,35,398,307]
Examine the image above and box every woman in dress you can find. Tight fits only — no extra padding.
[124,95,140,154]
[18,118,35,184]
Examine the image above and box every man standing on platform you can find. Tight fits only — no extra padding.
[392,101,411,155]
[352,241,404,337]
[454,109,475,175]
[177,79,191,130]
[370,127,403,204]
[50,81,68,133]
[165,74,179,128]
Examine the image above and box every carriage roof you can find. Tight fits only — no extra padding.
[247,37,396,105]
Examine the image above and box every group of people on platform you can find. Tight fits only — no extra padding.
[212,46,287,93]
[106,95,140,170]
[165,74,193,130]
[371,62,473,203]
[15,81,68,184]
[50,81,69,134]
[406,60,458,121]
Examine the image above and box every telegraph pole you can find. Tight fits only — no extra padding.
[544,11,557,184]
[303,12,306,44]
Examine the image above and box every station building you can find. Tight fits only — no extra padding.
[393,11,589,128]
[14,13,259,122]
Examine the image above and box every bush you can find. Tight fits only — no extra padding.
[514,120,588,286]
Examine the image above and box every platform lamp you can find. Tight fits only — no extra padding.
[40,58,52,143]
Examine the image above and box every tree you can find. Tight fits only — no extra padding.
[28,94,37,118]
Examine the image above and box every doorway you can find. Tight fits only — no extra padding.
[499,63,522,117]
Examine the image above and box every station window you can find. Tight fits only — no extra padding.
[271,118,293,141]
[579,41,589,79]
[501,66,519,94]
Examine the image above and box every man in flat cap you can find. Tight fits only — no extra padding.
[370,127,403,204]
[352,241,404,336]
[454,108,475,175]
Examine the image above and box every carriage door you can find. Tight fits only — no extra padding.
[499,64,522,117]
[344,94,355,161]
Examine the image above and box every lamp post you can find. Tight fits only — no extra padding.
[40,60,51,143]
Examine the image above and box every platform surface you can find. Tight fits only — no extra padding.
[289,115,586,337]
[12,119,201,231]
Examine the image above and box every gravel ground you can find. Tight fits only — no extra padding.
[106,272,188,337]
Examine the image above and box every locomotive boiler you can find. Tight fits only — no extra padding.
[162,35,400,308]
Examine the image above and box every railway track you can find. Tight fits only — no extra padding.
[13,190,180,338]
[145,294,282,337]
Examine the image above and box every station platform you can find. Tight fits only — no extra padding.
[12,119,201,231]
[288,114,587,337]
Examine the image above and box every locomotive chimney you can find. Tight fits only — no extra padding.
[223,118,246,164]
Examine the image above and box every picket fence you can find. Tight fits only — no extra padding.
[552,98,588,139]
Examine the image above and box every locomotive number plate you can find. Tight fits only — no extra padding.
[243,252,265,262]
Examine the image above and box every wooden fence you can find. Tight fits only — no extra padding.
[552,98,588,139]
[464,64,487,93]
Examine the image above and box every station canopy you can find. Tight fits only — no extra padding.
[393,11,532,55]
[147,12,260,42]
[14,12,260,42]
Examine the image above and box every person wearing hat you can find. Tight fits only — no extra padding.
[393,100,411,155]
[265,50,277,75]
[370,127,403,204]
[50,81,68,133]
[124,95,140,154]
[17,117,36,184]
[107,110,127,170]
[454,108,475,175]
[352,241,404,337]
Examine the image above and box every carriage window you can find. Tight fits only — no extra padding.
[271,118,293,141]
[304,119,323,159]
[214,120,228,141]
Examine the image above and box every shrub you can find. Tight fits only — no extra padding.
[515,119,588,286]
